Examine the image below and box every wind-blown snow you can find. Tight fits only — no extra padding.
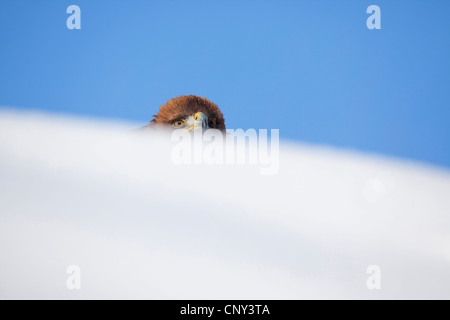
[0,109,449,299]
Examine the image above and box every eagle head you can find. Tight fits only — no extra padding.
[144,95,226,132]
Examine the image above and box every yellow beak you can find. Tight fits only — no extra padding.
[186,112,208,131]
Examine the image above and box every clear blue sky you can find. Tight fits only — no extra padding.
[1,0,449,168]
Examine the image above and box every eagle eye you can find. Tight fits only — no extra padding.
[173,119,186,128]
[208,117,217,128]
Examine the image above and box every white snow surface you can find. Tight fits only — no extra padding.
[0,109,449,300]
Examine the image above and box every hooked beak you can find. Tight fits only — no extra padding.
[186,112,208,131]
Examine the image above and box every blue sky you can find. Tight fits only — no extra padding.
[1,0,449,168]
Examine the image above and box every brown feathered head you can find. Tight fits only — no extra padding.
[144,95,226,132]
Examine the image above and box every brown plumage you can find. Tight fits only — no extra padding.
[143,95,226,132]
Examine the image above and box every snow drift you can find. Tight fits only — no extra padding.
[0,109,449,299]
